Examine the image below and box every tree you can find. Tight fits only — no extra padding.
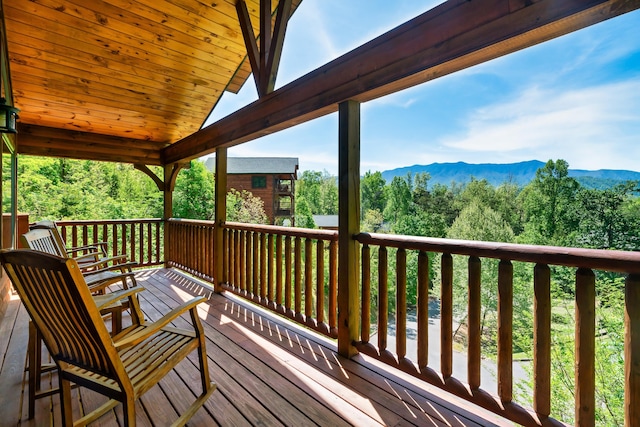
[384,176,411,224]
[296,170,338,215]
[294,196,316,229]
[227,189,269,224]
[573,181,640,250]
[361,170,387,215]
[173,160,216,220]
[518,159,580,246]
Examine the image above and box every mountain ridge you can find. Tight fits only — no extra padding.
[380,160,640,188]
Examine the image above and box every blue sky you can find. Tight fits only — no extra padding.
[203,1,640,175]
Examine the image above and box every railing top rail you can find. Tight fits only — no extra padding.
[167,218,215,227]
[56,218,163,226]
[356,232,640,274]
[223,221,339,241]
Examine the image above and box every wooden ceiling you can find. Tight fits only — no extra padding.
[3,0,299,165]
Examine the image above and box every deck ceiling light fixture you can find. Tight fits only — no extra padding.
[0,98,19,133]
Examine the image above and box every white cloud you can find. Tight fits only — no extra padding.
[440,79,640,170]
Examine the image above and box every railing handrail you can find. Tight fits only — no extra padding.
[356,232,640,274]
[223,221,339,241]
[57,218,162,226]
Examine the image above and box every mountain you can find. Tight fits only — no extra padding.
[380,160,640,188]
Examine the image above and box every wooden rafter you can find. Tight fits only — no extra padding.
[18,124,168,165]
[133,164,164,191]
[236,0,292,97]
[165,0,640,164]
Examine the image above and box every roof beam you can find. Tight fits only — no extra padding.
[236,0,292,97]
[18,124,167,165]
[164,0,640,165]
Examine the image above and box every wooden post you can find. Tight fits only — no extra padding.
[163,164,174,268]
[214,147,227,293]
[337,99,360,357]
[575,267,595,427]
[626,274,640,427]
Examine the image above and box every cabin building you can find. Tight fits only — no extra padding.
[206,157,298,225]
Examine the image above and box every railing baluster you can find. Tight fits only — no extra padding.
[260,232,267,302]
[253,231,260,299]
[285,236,292,315]
[276,235,283,306]
[268,234,274,305]
[316,240,325,325]
[534,263,551,419]
[378,246,388,353]
[626,274,640,426]
[329,240,338,334]
[294,236,302,320]
[441,253,453,380]
[575,268,595,427]
[361,244,371,343]
[240,230,247,294]
[468,256,481,390]
[396,248,407,360]
[417,250,429,369]
[498,259,513,401]
[305,238,313,321]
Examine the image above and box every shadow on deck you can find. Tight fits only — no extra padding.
[0,268,512,426]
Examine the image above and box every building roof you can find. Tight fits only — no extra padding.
[206,157,299,175]
[313,215,339,228]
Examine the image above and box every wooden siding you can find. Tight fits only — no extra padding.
[0,268,511,426]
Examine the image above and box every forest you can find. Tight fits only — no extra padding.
[9,156,637,426]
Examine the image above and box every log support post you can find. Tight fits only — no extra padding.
[214,147,228,293]
[337,100,360,357]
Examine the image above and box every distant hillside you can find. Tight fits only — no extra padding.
[380,160,640,188]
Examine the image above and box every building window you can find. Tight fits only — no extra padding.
[252,175,267,189]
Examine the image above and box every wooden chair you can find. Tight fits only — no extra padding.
[21,227,138,296]
[1,249,216,426]
[30,220,135,272]
[21,228,142,418]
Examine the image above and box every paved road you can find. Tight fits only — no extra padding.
[370,303,530,396]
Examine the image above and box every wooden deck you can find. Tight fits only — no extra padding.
[0,268,513,426]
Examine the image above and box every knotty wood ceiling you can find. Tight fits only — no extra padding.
[3,0,299,164]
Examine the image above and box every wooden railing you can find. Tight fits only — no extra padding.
[219,222,339,338]
[65,218,639,426]
[56,219,163,268]
[354,232,640,427]
[165,219,216,282]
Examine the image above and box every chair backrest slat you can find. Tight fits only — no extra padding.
[1,250,121,377]
[21,228,66,257]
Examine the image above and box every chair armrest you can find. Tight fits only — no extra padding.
[93,287,145,309]
[83,261,138,274]
[86,271,136,293]
[79,256,133,271]
[114,296,206,348]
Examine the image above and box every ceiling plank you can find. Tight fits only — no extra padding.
[163,0,640,164]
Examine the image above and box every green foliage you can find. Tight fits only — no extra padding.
[361,170,387,214]
[226,189,269,224]
[173,160,216,220]
[518,159,580,246]
[13,156,163,220]
[295,170,338,215]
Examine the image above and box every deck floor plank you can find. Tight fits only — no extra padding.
[0,268,513,427]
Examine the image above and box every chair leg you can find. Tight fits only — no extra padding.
[59,376,74,427]
[123,396,136,427]
[27,322,37,419]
